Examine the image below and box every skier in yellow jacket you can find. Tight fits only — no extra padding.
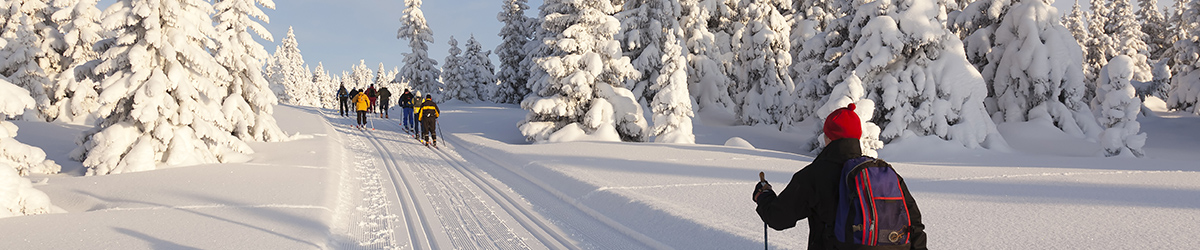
[417,94,440,146]
[354,89,370,127]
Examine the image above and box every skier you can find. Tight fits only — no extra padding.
[378,86,392,118]
[417,94,439,146]
[354,88,371,127]
[753,104,927,250]
[399,89,415,131]
[336,84,348,117]
[366,85,378,113]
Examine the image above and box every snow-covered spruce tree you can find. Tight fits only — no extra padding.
[312,62,337,109]
[679,0,734,114]
[790,0,847,123]
[442,36,475,102]
[1096,55,1147,157]
[461,35,496,102]
[49,0,105,124]
[73,0,254,175]
[731,0,795,128]
[349,60,373,89]
[1168,0,1200,114]
[0,74,58,217]
[823,0,997,149]
[0,63,60,176]
[518,0,649,143]
[1084,0,1114,85]
[2,0,66,122]
[617,0,683,105]
[397,0,441,101]
[0,16,53,122]
[649,18,695,143]
[212,0,286,142]
[1062,0,1089,56]
[1139,0,1170,61]
[957,0,1101,141]
[373,62,389,88]
[265,27,316,107]
[494,0,533,104]
[1105,0,1153,83]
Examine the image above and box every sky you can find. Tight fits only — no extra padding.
[87,0,1170,79]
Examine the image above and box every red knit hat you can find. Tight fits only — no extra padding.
[824,103,862,141]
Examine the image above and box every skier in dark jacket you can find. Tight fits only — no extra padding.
[754,104,927,250]
[417,95,439,146]
[337,84,349,117]
[378,86,392,118]
[399,89,415,131]
[365,85,377,113]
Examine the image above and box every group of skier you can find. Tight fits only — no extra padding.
[337,84,440,147]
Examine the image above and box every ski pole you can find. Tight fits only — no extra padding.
[759,172,768,250]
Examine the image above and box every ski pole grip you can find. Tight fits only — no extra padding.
[759,172,766,182]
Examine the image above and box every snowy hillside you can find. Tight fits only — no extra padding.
[1,102,1197,249]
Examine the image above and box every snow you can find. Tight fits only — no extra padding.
[1,102,1197,249]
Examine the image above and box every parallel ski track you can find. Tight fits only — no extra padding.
[412,122,672,250]
[386,120,576,250]
[353,122,440,250]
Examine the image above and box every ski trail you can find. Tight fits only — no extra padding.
[320,110,403,250]
[369,121,541,250]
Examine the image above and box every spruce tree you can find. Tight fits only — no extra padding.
[1096,55,1147,157]
[518,0,648,142]
[49,0,105,123]
[397,0,441,100]
[442,36,475,102]
[461,36,496,102]
[74,0,250,175]
[212,0,287,142]
[265,27,316,107]
[494,0,533,104]
[1139,0,1171,61]
[679,0,734,114]
[731,0,795,127]
[1167,0,1200,114]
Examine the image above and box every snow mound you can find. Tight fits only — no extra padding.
[997,121,1101,157]
[723,137,754,149]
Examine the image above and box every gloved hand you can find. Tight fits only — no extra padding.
[753,180,775,203]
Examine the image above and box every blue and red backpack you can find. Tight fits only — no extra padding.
[835,156,913,248]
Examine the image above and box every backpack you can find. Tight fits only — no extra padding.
[835,156,913,248]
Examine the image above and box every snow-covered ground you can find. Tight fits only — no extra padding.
[2,100,1198,249]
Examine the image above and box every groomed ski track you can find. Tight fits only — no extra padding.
[321,109,660,250]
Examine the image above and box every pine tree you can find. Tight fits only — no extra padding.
[1139,0,1170,61]
[349,60,373,89]
[1084,0,1114,86]
[1,73,58,216]
[1,0,65,121]
[619,0,679,105]
[731,0,795,127]
[518,0,648,142]
[212,0,286,142]
[461,36,496,102]
[48,0,105,124]
[822,0,998,150]
[1096,55,1147,157]
[442,36,474,102]
[265,27,316,107]
[0,16,53,122]
[312,62,337,109]
[0,63,60,176]
[74,0,250,175]
[1168,0,1200,114]
[954,0,1102,142]
[649,14,694,144]
[494,0,533,104]
[397,0,441,101]
[1106,0,1152,82]
[1063,0,1089,56]
[679,0,734,114]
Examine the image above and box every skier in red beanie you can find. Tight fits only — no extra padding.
[753,103,928,250]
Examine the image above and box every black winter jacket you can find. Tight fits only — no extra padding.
[756,138,927,250]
